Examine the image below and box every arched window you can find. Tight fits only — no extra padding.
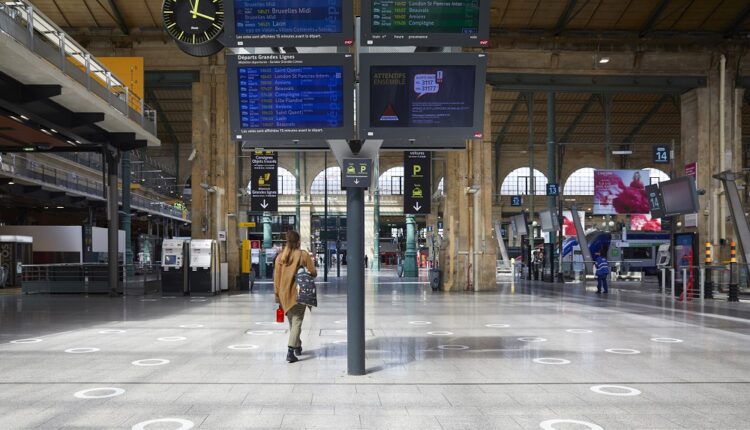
[310,167,344,195]
[378,167,404,195]
[247,167,297,195]
[563,167,595,196]
[500,167,548,195]
[644,168,670,185]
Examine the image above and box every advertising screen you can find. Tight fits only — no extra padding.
[593,170,650,215]
[228,53,354,142]
[361,0,490,47]
[511,213,528,237]
[539,210,558,233]
[631,214,662,232]
[359,53,486,141]
[225,0,354,47]
[561,211,585,237]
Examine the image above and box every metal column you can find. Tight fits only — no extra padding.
[346,185,366,375]
[404,214,418,277]
[106,150,120,297]
[527,92,535,280]
[373,159,380,271]
[121,151,133,276]
[295,152,301,232]
[547,92,557,281]
[324,152,329,282]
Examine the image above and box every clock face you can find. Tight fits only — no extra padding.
[163,0,225,45]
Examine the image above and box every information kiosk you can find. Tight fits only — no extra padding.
[161,239,190,296]
[189,240,219,296]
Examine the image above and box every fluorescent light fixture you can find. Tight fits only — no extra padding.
[56,206,64,209]
[612,150,633,155]
[8,180,14,185]
[19,115,29,120]
[599,57,610,64]
[9,115,23,123]
[40,128,53,136]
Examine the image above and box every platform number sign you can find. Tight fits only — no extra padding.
[653,145,670,164]
[546,183,559,196]
[511,195,523,207]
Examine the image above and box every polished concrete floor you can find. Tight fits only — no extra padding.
[1,271,750,429]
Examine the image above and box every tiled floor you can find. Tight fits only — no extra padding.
[1,271,750,429]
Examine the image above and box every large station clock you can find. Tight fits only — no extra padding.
[162,0,225,57]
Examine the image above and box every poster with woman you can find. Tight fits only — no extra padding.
[594,170,650,215]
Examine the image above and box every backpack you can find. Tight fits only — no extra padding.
[295,264,317,307]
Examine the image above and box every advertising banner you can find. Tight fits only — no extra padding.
[562,211,586,237]
[594,170,650,215]
[631,214,662,232]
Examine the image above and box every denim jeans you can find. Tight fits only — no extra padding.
[597,275,608,292]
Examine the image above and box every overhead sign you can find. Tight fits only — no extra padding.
[239,222,257,228]
[645,184,665,219]
[653,145,670,164]
[250,152,278,212]
[404,151,431,215]
[341,159,372,188]
[511,196,523,207]
[546,183,559,196]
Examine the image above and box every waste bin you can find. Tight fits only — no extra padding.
[429,268,441,291]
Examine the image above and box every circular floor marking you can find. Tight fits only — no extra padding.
[590,385,642,397]
[651,337,683,343]
[131,418,194,430]
[162,296,177,299]
[73,387,125,399]
[409,321,432,325]
[98,329,126,334]
[333,340,347,345]
[10,338,42,344]
[190,299,207,303]
[437,345,469,350]
[566,329,593,334]
[427,331,453,336]
[227,344,259,350]
[334,319,346,324]
[533,358,571,365]
[157,337,186,342]
[132,359,170,367]
[140,299,158,302]
[518,337,547,343]
[485,323,510,328]
[540,419,603,430]
[65,348,100,354]
[255,322,283,326]
[245,330,273,336]
[335,329,347,334]
[179,324,204,328]
[605,348,641,355]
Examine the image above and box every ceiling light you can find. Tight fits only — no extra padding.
[40,129,53,136]
[8,180,14,185]
[20,114,29,120]
[612,150,633,155]
[9,115,23,123]
[599,57,610,64]
[56,206,64,209]
[23,147,34,152]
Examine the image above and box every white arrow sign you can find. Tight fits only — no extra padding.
[260,200,269,209]
[354,178,360,184]
[413,202,422,212]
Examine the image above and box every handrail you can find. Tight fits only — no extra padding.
[0,1,157,135]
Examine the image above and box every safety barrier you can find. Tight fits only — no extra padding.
[21,263,162,295]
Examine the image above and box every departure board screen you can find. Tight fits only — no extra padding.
[226,0,354,47]
[361,0,489,46]
[228,53,354,142]
[359,53,486,141]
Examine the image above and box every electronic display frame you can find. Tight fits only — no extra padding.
[358,53,487,141]
[227,53,355,142]
[660,176,700,217]
[224,0,354,47]
[360,0,491,47]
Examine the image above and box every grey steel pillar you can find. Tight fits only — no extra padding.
[260,211,272,279]
[527,92,535,280]
[346,185,365,375]
[603,94,612,169]
[295,152,301,232]
[372,159,380,271]
[121,151,133,276]
[324,152,329,282]
[403,215,418,277]
[546,93,557,280]
[107,150,120,297]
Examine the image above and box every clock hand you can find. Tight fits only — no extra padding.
[192,11,215,21]
[191,0,201,18]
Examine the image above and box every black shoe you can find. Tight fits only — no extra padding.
[294,346,302,356]
[595,290,601,294]
[603,291,608,294]
[286,347,298,363]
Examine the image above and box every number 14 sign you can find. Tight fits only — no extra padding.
[653,145,670,164]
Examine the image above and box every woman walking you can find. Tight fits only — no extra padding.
[274,231,317,363]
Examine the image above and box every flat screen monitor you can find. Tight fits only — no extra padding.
[539,210,558,233]
[660,176,699,217]
[225,0,354,47]
[511,213,528,237]
[361,0,490,47]
[228,53,355,142]
[359,53,487,141]
[164,255,177,266]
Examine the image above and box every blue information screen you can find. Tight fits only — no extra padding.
[234,0,343,35]
[238,66,344,130]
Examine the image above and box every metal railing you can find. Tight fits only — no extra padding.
[0,153,190,221]
[0,1,157,135]
[21,263,125,294]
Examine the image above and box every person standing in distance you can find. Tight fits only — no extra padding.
[594,252,610,294]
[274,230,317,363]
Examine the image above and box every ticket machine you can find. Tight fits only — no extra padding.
[189,239,218,295]
[161,239,189,295]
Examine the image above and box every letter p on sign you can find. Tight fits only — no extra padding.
[413,165,421,176]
